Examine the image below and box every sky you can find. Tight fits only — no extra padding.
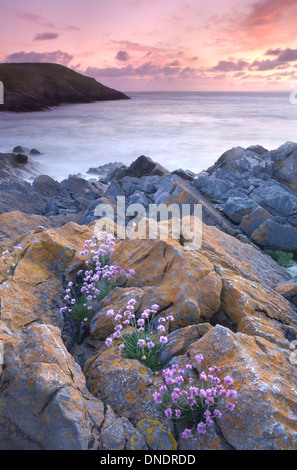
[2,0,297,91]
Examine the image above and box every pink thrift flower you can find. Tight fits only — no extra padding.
[224,375,234,386]
[226,402,235,411]
[195,354,204,363]
[159,336,168,344]
[182,429,192,440]
[206,417,214,427]
[153,392,162,404]
[197,422,207,434]
[214,409,222,418]
[164,408,173,418]
[200,371,207,381]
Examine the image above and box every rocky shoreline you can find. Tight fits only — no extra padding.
[0,142,297,450]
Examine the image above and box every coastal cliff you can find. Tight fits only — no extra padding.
[0,63,130,112]
[0,144,297,450]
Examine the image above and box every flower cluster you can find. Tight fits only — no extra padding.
[1,244,22,275]
[60,232,135,324]
[154,354,237,440]
[105,299,174,371]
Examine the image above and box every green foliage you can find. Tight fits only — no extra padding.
[121,330,163,372]
[67,292,95,324]
[266,249,295,267]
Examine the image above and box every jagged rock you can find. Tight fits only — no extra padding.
[251,182,297,229]
[193,175,234,203]
[239,206,271,236]
[118,155,170,179]
[0,323,105,450]
[14,154,28,164]
[222,197,257,224]
[251,218,297,253]
[109,219,296,346]
[0,222,93,330]
[0,322,147,450]
[84,347,165,427]
[188,325,297,450]
[171,168,197,181]
[60,176,107,200]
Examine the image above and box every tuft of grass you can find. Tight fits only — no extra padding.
[67,293,95,324]
[121,331,163,372]
[266,249,295,267]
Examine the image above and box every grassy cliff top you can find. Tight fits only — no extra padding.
[0,62,130,112]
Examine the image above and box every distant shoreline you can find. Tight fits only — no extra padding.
[0,62,130,112]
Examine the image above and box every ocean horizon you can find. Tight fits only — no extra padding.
[0,90,296,181]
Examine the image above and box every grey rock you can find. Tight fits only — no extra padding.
[12,145,30,154]
[29,148,42,155]
[171,168,197,181]
[251,217,297,253]
[193,175,234,203]
[223,196,258,224]
[251,182,297,228]
[207,146,246,174]
[119,155,169,179]
[60,175,107,200]
[33,175,70,199]
[239,206,272,237]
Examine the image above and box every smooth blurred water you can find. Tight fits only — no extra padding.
[0,91,296,181]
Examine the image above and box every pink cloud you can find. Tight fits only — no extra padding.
[34,32,59,41]
[5,50,73,66]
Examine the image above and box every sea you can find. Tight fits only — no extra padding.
[0,91,296,182]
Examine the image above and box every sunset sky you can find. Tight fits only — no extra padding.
[2,0,297,91]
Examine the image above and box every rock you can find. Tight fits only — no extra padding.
[33,175,70,199]
[14,154,28,164]
[207,146,246,174]
[246,144,269,155]
[0,211,54,250]
[0,322,105,450]
[84,347,164,426]
[86,162,127,181]
[275,280,297,298]
[99,405,148,450]
[270,141,297,192]
[13,146,30,154]
[119,155,170,178]
[251,218,297,253]
[109,217,296,348]
[136,419,177,450]
[193,175,234,203]
[43,196,82,216]
[239,206,272,237]
[90,286,144,340]
[222,197,257,224]
[29,149,41,155]
[251,182,297,228]
[171,168,197,181]
[160,323,212,365]
[0,152,41,183]
[0,222,93,331]
[188,325,297,450]
[60,176,107,200]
